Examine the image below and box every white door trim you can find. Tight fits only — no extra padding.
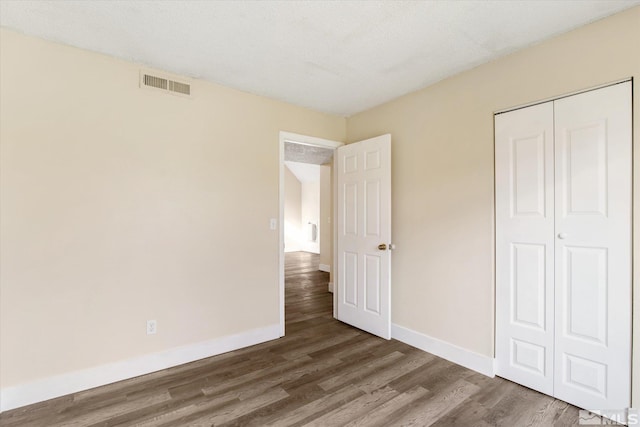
[278,131,343,336]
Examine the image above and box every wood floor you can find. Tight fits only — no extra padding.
[1,252,588,426]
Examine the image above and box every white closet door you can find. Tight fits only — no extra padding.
[495,102,555,395]
[553,82,631,411]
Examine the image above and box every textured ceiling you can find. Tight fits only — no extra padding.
[1,1,638,116]
[285,141,334,165]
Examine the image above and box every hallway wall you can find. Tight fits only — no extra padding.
[284,165,302,252]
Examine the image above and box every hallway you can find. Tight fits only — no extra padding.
[285,251,332,327]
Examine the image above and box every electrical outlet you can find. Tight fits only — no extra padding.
[147,320,157,335]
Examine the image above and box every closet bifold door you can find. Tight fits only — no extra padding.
[496,81,632,414]
[553,81,632,412]
[495,101,555,395]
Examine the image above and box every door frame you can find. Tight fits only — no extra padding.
[278,131,343,336]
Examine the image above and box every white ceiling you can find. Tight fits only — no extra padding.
[1,1,638,116]
[285,162,320,184]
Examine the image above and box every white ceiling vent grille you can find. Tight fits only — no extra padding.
[140,71,191,97]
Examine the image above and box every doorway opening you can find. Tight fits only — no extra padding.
[278,132,343,336]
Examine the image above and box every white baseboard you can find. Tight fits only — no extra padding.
[319,264,331,273]
[301,245,320,254]
[391,323,495,377]
[328,282,334,293]
[0,324,280,412]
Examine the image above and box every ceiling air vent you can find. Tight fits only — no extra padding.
[140,71,191,97]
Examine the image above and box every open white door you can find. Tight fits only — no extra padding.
[336,134,391,339]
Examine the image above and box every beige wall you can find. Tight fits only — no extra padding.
[300,179,321,254]
[0,28,345,389]
[284,166,302,252]
[319,164,332,274]
[347,6,640,404]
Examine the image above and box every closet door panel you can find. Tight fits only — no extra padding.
[495,101,555,395]
[553,81,632,411]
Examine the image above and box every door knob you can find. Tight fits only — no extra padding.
[377,244,387,250]
[557,232,568,239]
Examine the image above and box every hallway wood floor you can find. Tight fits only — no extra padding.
[1,252,588,426]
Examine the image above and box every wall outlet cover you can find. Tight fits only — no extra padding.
[146,320,157,335]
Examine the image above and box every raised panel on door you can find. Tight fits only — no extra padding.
[364,255,381,314]
[336,135,391,339]
[364,180,381,237]
[512,243,546,331]
[343,182,358,236]
[512,134,547,217]
[561,121,607,216]
[495,101,555,395]
[562,246,607,345]
[343,252,358,307]
[553,81,631,412]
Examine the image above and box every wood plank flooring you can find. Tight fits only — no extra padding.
[1,252,590,426]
